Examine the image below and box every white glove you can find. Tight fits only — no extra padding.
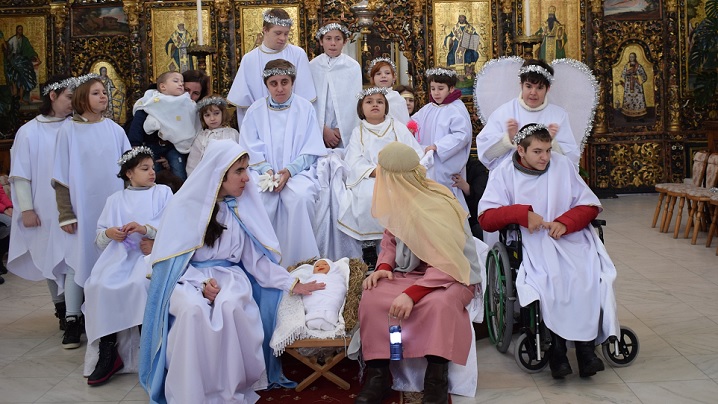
[257,173,281,192]
[143,115,161,134]
[420,150,434,169]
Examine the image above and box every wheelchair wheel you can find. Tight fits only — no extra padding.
[514,332,550,373]
[601,326,639,367]
[484,243,514,353]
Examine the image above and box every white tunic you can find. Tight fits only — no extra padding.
[240,97,327,267]
[186,127,240,176]
[227,44,316,127]
[309,53,362,148]
[478,152,619,342]
[52,118,131,287]
[8,116,69,282]
[338,118,423,241]
[412,100,473,211]
[386,89,411,126]
[165,202,294,404]
[476,98,579,170]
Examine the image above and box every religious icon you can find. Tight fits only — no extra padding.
[0,16,46,115]
[94,62,127,125]
[150,7,212,81]
[237,5,300,56]
[611,45,656,127]
[165,23,195,72]
[71,6,130,37]
[534,6,567,62]
[604,0,662,21]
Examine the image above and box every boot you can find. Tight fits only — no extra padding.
[355,365,392,403]
[0,235,9,274]
[548,331,572,379]
[54,302,67,331]
[61,315,82,349]
[88,338,124,386]
[575,340,605,378]
[422,362,449,404]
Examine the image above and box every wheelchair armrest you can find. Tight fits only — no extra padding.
[591,219,606,227]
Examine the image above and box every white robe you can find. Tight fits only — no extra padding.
[186,127,240,176]
[476,98,579,170]
[165,202,295,404]
[302,270,348,331]
[338,118,424,241]
[52,118,131,288]
[239,96,327,267]
[132,90,201,154]
[477,152,619,343]
[412,100,472,211]
[227,44,316,127]
[8,116,69,282]
[310,53,362,148]
[386,89,411,126]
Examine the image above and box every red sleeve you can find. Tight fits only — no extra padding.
[554,206,599,234]
[376,263,392,272]
[478,205,532,232]
[0,187,12,212]
[403,285,435,303]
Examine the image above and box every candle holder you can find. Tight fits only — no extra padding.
[514,34,541,59]
[188,44,217,72]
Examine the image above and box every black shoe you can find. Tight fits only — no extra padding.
[0,264,7,275]
[62,315,82,349]
[0,275,4,284]
[54,302,67,331]
[575,341,605,378]
[423,362,449,404]
[355,365,392,403]
[549,331,572,379]
[361,242,378,271]
[88,340,124,386]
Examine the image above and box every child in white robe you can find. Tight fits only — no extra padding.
[368,57,411,126]
[476,59,579,170]
[83,147,172,386]
[52,74,131,349]
[302,259,348,331]
[338,87,424,242]
[478,124,617,380]
[228,8,316,127]
[239,59,327,267]
[186,96,240,176]
[310,22,362,149]
[412,67,473,212]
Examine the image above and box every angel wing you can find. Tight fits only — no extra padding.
[473,56,524,125]
[547,59,599,154]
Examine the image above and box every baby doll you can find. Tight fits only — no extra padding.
[302,259,348,331]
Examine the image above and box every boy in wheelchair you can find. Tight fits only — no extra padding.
[478,123,619,379]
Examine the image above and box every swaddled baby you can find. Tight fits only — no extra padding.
[302,259,348,331]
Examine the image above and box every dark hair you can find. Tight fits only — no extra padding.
[519,59,554,88]
[199,98,231,129]
[427,69,458,88]
[356,92,389,120]
[72,78,105,115]
[183,70,210,100]
[263,59,296,85]
[155,170,184,193]
[517,123,552,149]
[204,154,250,247]
[117,149,154,181]
[369,61,396,84]
[39,74,72,116]
[263,8,291,30]
[318,22,350,41]
[394,85,418,114]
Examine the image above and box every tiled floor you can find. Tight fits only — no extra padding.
[1,194,717,403]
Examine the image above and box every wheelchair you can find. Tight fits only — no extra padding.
[484,221,639,373]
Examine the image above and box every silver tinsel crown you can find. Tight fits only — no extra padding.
[118,146,154,167]
[196,96,228,111]
[518,65,554,83]
[263,67,296,78]
[73,73,101,88]
[316,23,352,40]
[263,11,293,27]
[356,86,389,100]
[513,123,549,145]
[42,77,75,96]
[426,67,457,77]
[368,57,396,73]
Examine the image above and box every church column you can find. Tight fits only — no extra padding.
[410,0,427,103]
[500,0,513,56]
[590,0,608,135]
[304,0,321,59]
[123,0,143,103]
[215,0,232,95]
[49,2,69,75]
[665,0,681,133]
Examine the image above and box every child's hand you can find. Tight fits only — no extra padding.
[323,126,341,148]
[275,169,291,193]
[548,123,559,138]
[424,144,437,153]
[202,278,220,304]
[451,173,470,195]
[22,210,41,227]
[507,119,519,141]
[155,156,170,170]
[61,223,77,234]
[139,238,154,255]
[527,211,544,234]
[543,221,567,239]
[4,208,13,217]
[106,226,127,242]
[123,222,147,235]
[292,280,326,296]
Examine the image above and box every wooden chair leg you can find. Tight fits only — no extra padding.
[706,205,718,248]
[684,199,695,239]
[652,192,665,228]
[691,201,705,244]
[661,195,675,233]
[673,196,686,238]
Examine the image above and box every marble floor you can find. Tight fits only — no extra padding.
[1,194,717,403]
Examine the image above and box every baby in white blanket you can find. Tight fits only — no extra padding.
[302,259,348,331]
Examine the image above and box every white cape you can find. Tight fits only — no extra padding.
[132,89,201,154]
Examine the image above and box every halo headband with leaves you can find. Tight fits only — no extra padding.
[196,96,228,111]
[513,123,549,145]
[368,57,396,74]
[263,67,297,78]
[316,23,352,40]
[263,11,293,27]
[42,77,75,96]
[518,64,554,83]
[426,67,458,77]
[356,86,389,100]
[118,146,154,167]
